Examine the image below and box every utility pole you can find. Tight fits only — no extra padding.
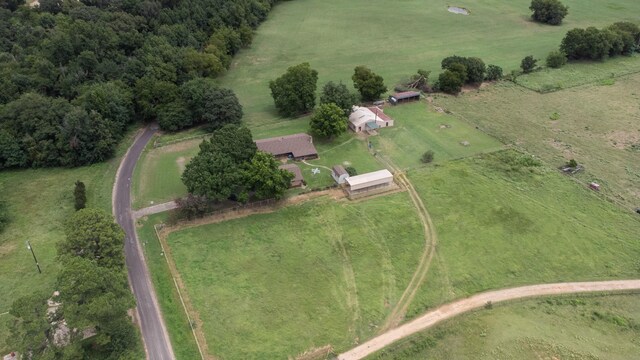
[26,240,41,274]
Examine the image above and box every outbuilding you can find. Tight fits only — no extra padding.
[348,106,394,133]
[331,165,350,184]
[278,163,304,187]
[388,91,420,105]
[345,169,394,194]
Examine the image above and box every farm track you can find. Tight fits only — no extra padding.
[377,171,438,332]
[338,280,640,360]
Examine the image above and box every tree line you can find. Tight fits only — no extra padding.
[0,0,282,169]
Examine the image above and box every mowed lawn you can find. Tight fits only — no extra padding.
[0,130,135,353]
[371,294,640,360]
[166,193,424,359]
[434,72,640,207]
[406,151,640,317]
[370,102,503,170]
[218,0,640,127]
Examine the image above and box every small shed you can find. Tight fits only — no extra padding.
[589,182,600,191]
[346,169,394,193]
[389,91,420,105]
[279,163,304,187]
[331,165,349,184]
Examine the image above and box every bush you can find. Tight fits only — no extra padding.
[74,181,87,211]
[520,55,538,73]
[567,159,578,168]
[345,166,357,176]
[546,50,567,68]
[529,0,568,25]
[175,194,211,220]
[485,65,503,81]
[421,150,434,164]
[438,70,464,94]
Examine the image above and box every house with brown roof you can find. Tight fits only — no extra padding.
[255,133,318,160]
[279,163,304,187]
[389,91,421,105]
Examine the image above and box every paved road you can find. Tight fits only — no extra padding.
[338,280,640,360]
[113,126,175,360]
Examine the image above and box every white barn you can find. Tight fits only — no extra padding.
[345,169,394,193]
[348,106,394,133]
[331,165,350,184]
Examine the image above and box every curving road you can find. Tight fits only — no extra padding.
[113,126,175,360]
[338,280,640,360]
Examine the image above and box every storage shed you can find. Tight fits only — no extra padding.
[331,165,350,184]
[278,163,304,187]
[345,169,394,193]
[348,106,394,133]
[389,91,421,105]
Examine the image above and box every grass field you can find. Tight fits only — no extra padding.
[164,192,424,359]
[405,151,640,318]
[434,72,640,208]
[514,55,640,92]
[218,0,640,128]
[370,293,640,359]
[0,129,139,354]
[370,102,503,170]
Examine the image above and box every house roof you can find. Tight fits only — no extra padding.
[255,133,318,158]
[279,163,303,183]
[392,91,421,100]
[349,106,392,127]
[345,169,393,187]
[332,165,348,177]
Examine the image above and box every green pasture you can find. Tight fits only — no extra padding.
[370,102,503,170]
[136,214,201,360]
[0,130,138,354]
[219,0,640,127]
[371,294,640,360]
[514,55,640,92]
[435,72,640,207]
[406,151,640,317]
[165,193,424,359]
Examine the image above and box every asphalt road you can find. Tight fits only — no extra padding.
[113,126,175,360]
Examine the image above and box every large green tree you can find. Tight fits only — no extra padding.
[352,65,387,101]
[199,124,257,164]
[181,78,243,131]
[530,0,568,25]
[309,103,348,139]
[182,151,243,201]
[319,81,358,116]
[243,151,293,200]
[58,208,125,269]
[269,62,318,116]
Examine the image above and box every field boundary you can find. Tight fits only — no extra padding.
[338,280,640,360]
[153,224,209,360]
[153,133,210,148]
[512,67,640,94]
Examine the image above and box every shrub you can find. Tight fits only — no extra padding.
[345,166,357,176]
[567,159,578,168]
[176,194,210,220]
[421,150,434,164]
[485,65,503,81]
[529,0,568,25]
[74,181,87,211]
[546,50,567,68]
[438,70,464,94]
[520,55,538,73]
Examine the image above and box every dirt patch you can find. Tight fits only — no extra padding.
[0,241,17,256]
[447,6,469,15]
[606,130,640,149]
[176,156,187,173]
[156,138,202,154]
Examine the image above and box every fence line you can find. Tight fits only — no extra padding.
[153,224,206,360]
[153,133,211,148]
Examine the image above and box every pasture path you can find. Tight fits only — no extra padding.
[337,280,640,360]
[370,152,441,333]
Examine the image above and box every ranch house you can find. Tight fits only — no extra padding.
[388,91,420,105]
[348,106,394,133]
[255,133,318,160]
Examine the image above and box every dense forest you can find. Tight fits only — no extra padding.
[0,0,281,169]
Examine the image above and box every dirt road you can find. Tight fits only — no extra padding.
[338,280,640,360]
